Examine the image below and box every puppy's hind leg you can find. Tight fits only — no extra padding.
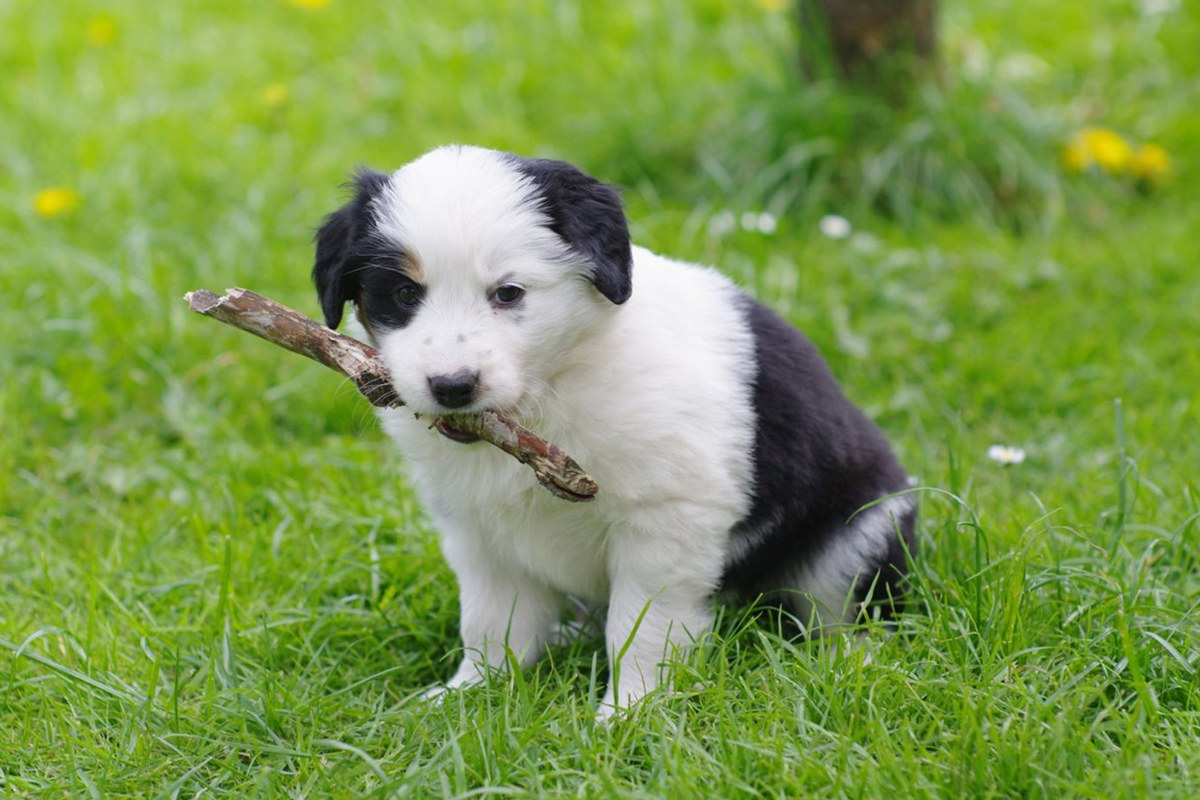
[786,494,917,635]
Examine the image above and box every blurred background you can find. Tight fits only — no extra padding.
[2,0,1198,795]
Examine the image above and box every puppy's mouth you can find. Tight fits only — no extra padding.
[433,416,482,444]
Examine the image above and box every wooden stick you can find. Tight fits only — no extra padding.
[184,288,598,502]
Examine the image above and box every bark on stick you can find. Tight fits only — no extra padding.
[184,287,598,502]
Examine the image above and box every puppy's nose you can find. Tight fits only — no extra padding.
[428,369,479,409]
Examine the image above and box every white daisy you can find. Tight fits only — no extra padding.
[708,210,736,237]
[987,445,1027,466]
[819,214,852,239]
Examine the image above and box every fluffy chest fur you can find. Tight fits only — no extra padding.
[371,247,757,601]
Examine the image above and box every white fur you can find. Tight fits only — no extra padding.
[346,146,894,719]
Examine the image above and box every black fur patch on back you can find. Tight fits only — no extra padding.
[722,296,914,611]
[505,155,633,304]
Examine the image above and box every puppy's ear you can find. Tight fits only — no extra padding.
[312,168,390,329]
[512,158,633,304]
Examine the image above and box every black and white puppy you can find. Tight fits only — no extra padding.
[313,145,915,719]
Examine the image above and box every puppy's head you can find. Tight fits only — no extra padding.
[312,145,632,416]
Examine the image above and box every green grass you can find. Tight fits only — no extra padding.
[2,0,1199,796]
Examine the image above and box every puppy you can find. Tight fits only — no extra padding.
[312,145,915,719]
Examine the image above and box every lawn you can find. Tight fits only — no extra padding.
[2,0,1199,796]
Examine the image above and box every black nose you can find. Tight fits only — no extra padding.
[428,369,479,409]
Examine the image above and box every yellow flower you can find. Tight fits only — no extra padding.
[86,15,118,47]
[1080,127,1132,174]
[1063,127,1137,175]
[1061,138,1091,172]
[262,82,289,108]
[754,0,788,11]
[1130,143,1171,182]
[288,0,333,9]
[34,188,80,218]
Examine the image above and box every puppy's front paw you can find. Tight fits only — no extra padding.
[419,675,480,704]
[594,699,626,725]
[595,683,646,724]
[419,684,451,703]
[420,658,490,704]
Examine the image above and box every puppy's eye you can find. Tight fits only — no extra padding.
[491,284,525,308]
[396,284,423,307]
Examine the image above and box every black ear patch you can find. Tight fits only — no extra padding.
[312,168,390,329]
[507,156,633,304]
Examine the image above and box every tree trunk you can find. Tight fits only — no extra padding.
[798,0,937,85]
